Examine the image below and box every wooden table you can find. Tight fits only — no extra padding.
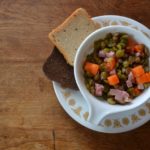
[0,0,150,149]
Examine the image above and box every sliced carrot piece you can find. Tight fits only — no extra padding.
[134,44,144,53]
[128,37,137,46]
[148,73,150,82]
[132,65,145,78]
[107,74,119,85]
[84,62,99,76]
[133,88,141,96]
[136,73,149,84]
[105,57,116,71]
[145,73,150,82]
[126,37,137,52]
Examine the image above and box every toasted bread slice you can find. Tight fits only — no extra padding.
[43,47,78,90]
[49,8,99,66]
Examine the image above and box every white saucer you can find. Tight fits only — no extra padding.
[53,15,150,133]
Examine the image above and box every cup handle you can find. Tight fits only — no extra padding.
[87,99,111,125]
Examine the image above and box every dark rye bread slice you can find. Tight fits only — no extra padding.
[43,47,78,90]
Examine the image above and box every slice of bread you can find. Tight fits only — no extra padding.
[43,47,78,90]
[49,8,99,66]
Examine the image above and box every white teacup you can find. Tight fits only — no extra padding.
[74,26,150,125]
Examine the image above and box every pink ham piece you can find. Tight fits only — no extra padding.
[104,58,108,62]
[109,89,131,104]
[106,51,115,57]
[118,59,122,63]
[99,50,106,58]
[122,68,126,73]
[128,72,134,81]
[137,84,144,90]
[95,83,104,96]
[126,72,134,88]
[126,80,132,88]
[136,52,140,57]
[110,69,116,75]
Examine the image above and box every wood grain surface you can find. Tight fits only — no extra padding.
[0,0,150,150]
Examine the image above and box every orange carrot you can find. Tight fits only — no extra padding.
[145,73,150,82]
[148,73,150,82]
[126,37,137,52]
[132,65,145,78]
[84,62,99,76]
[133,88,141,96]
[134,44,144,53]
[136,73,150,84]
[107,74,119,85]
[105,57,116,71]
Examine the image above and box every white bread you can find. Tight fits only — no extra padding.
[49,8,99,66]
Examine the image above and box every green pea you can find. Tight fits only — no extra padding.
[116,63,119,68]
[119,42,126,48]
[142,59,149,66]
[107,98,116,105]
[85,83,90,90]
[90,86,95,95]
[93,53,102,64]
[117,70,126,79]
[144,83,150,88]
[123,61,129,68]
[103,48,110,52]
[114,32,120,37]
[117,70,124,79]
[89,79,94,86]
[121,34,128,39]
[104,79,108,84]
[121,38,128,43]
[86,54,95,62]
[101,72,108,79]
[117,42,126,48]
[112,46,117,51]
[135,57,140,63]
[117,69,122,74]
[100,63,106,71]
[101,41,106,49]
[112,36,119,42]
[102,93,107,100]
[85,71,93,78]
[108,42,116,48]
[116,49,125,58]
[104,39,109,45]
[144,47,149,56]
[103,85,110,93]
[127,88,134,94]
[144,66,149,72]
[94,40,101,50]
[117,73,122,79]
[117,44,122,49]
[94,73,100,81]
[106,33,113,39]
[129,56,135,64]
[120,74,127,80]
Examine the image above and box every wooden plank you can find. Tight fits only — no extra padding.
[0,0,150,150]
[0,127,54,150]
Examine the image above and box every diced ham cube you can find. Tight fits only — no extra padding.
[137,84,144,90]
[109,89,131,104]
[106,51,115,57]
[110,69,116,75]
[95,83,104,96]
[99,50,106,58]
[126,80,133,88]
